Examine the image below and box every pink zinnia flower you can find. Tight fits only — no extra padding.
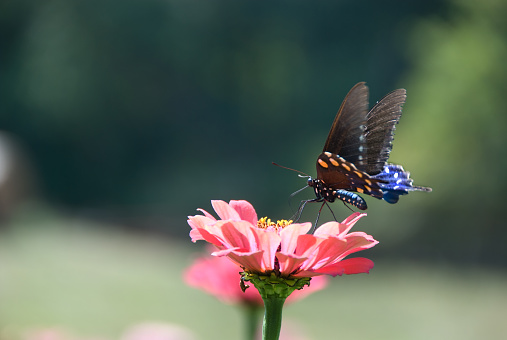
[188,200,378,278]
[184,250,328,305]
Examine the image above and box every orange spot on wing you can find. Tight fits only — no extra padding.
[318,159,329,168]
[341,163,351,171]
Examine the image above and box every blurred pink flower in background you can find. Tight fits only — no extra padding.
[21,323,195,340]
[23,329,73,340]
[188,200,378,278]
[184,249,328,305]
[19,322,305,340]
[23,328,109,340]
[121,323,195,340]
[270,320,312,340]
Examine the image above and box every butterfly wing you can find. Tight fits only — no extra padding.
[316,151,384,198]
[312,83,430,207]
[322,82,369,168]
[372,164,432,203]
[362,88,406,175]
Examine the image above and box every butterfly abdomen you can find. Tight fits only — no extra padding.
[334,189,368,210]
[372,164,432,204]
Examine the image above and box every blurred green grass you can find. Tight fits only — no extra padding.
[1,212,506,340]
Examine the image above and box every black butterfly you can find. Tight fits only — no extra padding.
[288,82,431,220]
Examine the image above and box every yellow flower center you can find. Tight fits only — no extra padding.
[257,217,293,231]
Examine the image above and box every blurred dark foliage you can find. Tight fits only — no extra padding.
[1,0,507,265]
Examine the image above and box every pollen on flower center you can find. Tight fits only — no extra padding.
[257,217,293,231]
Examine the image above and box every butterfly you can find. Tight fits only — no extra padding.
[285,82,431,220]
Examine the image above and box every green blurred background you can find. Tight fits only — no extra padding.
[1,0,506,339]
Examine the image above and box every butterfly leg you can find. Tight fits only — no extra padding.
[311,202,327,232]
[324,201,339,221]
[341,200,356,213]
[292,199,310,222]
[292,198,321,223]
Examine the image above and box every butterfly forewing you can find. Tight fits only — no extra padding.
[362,89,406,175]
[323,82,369,167]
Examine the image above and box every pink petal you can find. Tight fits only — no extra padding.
[292,234,321,257]
[300,237,348,270]
[189,229,204,242]
[211,248,258,271]
[296,266,345,277]
[188,215,216,230]
[279,222,312,254]
[208,221,258,251]
[211,247,242,257]
[226,249,267,273]
[313,221,342,237]
[229,200,258,225]
[276,252,309,276]
[254,227,281,271]
[210,224,281,272]
[196,208,216,221]
[340,257,375,274]
[211,200,241,220]
[312,257,375,276]
[184,255,246,304]
[338,212,367,235]
[314,212,366,238]
[191,226,223,246]
[336,233,379,259]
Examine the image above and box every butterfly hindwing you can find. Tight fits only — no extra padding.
[362,89,406,175]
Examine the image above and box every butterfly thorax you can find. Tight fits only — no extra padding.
[307,178,334,202]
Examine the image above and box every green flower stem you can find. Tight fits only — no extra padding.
[261,295,286,340]
[241,272,311,340]
[244,304,262,340]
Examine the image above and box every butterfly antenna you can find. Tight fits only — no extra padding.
[272,162,310,177]
[273,162,312,215]
[290,185,309,199]
[287,185,310,216]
